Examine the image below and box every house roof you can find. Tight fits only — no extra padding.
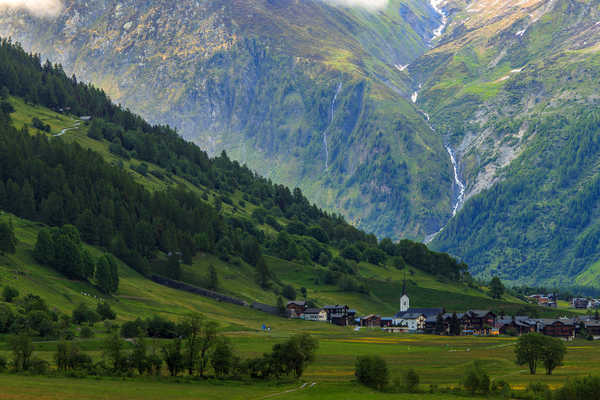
[323,304,347,309]
[304,308,324,314]
[361,314,381,320]
[287,300,306,307]
[466,310,495,318]
[395,308,443,319]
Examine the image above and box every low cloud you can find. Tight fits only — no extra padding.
[322,0,389,11]
[0,0,63,17]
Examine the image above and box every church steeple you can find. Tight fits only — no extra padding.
[400,272,409,312]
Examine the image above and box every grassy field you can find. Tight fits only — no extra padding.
[1,330,599,399]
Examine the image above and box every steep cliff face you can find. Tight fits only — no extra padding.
[0,0,454,240]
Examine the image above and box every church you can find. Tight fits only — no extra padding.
[392,278,443,332]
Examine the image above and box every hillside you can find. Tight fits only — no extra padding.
[0,0,457,241]
[401,0,600,287]
[0,37,538,319]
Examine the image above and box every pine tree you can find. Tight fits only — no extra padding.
[33,228,54,265]
[256,255,271,289]
[489,276,505,299]
[207,265,218,290]
[0,220,16,255]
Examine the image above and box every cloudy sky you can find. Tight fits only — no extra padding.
[0,0,63,17]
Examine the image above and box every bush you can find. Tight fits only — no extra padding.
[404,368,420,392]
[491,380,511,397]
[462,361,490,394]
[2,285,19,302]
[80,326,94,338]
[555,376,600,400]
[72,303,101,325]
[121,318,146,338]
[355,355,389,391]
[282,284,297,300]
[96,302,116,320]
[0,355,6,372]
[30,357,49,374]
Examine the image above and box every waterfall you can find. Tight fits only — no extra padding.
[446,145,465,216]
[430,0,448,40]
[324,82,342,171]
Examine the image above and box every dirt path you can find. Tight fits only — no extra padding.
[260,382,316,399]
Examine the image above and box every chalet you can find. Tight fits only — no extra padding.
[303,308,327,322]
[286,301,306,318]
[462,310,496,336]
[496,316,536,336]
[381,317,394,327]
[573,298,590,309]
[582,320,600,339]
[360,314,382,328]
[324,304,351,326]
[536,319,576,340]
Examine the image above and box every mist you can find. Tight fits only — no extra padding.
[0,0,63,17]
[321,0,389,10]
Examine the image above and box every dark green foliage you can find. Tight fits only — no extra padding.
[80,326,94,338]
[162,338,184,376]
[0,220,16,254]
[541,336,566,375]
[282,284,297,300]
[0,304,15,332]
[31,117,50,132]
[95,254,119,294]
[55,341,92,372]
[72,303,101,325]
[462,361,490,394]
[490,276,505,299]
[277,296,286,317]
[2,285,18,302]
[341,245,361,262]
[9,334,34,371]
[96,302,116,320]
[355,355,389,390]
[403,368,420,392]
[103,331,128,373]
[211,337,234,378]
[206,265,219,290]
[514,333,564,375]
[121,318,147,338]
[555,376,600,400]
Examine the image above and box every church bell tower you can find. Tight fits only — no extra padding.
[400,273,409,312]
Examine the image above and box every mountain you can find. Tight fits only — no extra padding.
[0,37,500,317]
[4,0,600,288]
[0,0,457,240]
[412,0,600,286]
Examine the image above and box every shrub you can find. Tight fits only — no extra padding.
[96,302,116,320]
[29,357,49,374]
[121,318,146,338]
[0,355,6,372]
[404,368,420,392]
[2,285,19,302]
[80,326,94,338]
[72,303,101,325]
[355,355,389,391]
[462,361,490,394]
[282,284,297,300]
[554,376,600,400]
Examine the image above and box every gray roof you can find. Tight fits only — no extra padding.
[395,307,443,319]
[287,300,306,306]
[304,308,324,314]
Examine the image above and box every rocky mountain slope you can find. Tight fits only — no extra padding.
[413,0,600,286]
[0,0,456,240]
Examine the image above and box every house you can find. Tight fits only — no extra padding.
[496,316,536,336]
[324,304,351,326]
[381,317,394,327]
[393,282,443,329]
[286,301,306,318]
[360,314,382,328]
[573,298,589,309]
[582,320,600,339]
[536,319,576,340]
[303,308,327,322]
[462,310,496,336]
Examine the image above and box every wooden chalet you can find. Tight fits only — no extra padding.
[537,319,576,339]
[360,314,381,328]
[462,310,496,335]
[286,301,306,318]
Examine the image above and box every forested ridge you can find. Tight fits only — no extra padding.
[0,38,466,296]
